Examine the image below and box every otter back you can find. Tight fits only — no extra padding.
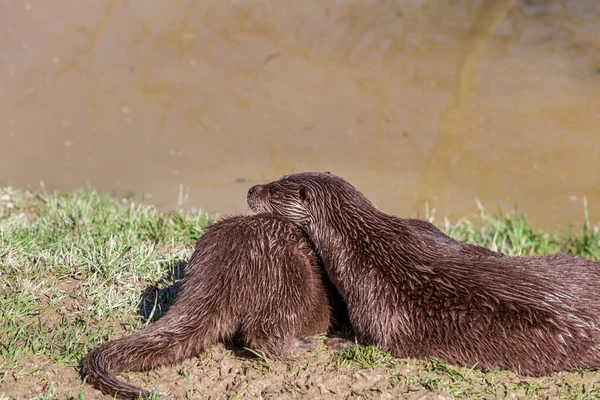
[81,214,345,399]
[247,172,600,376]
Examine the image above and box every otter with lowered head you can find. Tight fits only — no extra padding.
[247,172,600,376]
[82,214,346,399]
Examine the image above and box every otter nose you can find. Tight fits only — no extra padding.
[248,185,260,196]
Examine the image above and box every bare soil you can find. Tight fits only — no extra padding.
[3,344,455,400]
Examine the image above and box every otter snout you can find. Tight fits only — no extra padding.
[248,185,260,196]
[247,184,269,213]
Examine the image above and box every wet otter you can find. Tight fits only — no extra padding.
[247,172,600,376]
[82,214,346,399]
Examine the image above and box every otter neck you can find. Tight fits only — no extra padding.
[306,199,386,285]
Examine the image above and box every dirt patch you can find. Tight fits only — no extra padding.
[4,341,600,399]
[2,276,600,399]
[2,344,457,400]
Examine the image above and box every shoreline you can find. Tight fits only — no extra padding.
[1,187,599,399]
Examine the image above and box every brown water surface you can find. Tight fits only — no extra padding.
[1,0,599,230]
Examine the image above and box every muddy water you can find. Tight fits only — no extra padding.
[1,0,599,230]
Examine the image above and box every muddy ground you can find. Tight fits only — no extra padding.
[2,277,599,400]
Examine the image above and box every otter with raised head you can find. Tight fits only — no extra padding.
[247,172,600,376]
[82,214,346,399]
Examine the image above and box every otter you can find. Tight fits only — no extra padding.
[247,172,600,376]
[82,214,346,399]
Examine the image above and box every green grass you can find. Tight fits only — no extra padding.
[443,198,600,258]
[1,187,599,399]
[0,187,212,388]
[336,344,400,369]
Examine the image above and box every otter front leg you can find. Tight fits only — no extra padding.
[344,303,410,358]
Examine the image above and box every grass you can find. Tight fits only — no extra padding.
[337,345,400,369]
[0,187,212,398]
[1,187,599,399]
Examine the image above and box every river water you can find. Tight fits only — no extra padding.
[1,0,599,230]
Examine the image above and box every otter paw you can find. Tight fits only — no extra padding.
[295,336,319,352]
[325,336,359,350]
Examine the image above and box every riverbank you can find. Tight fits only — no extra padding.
[1,187,598,399]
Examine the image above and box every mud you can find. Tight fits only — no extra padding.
[1,0,599,230]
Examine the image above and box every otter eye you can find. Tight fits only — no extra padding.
[269,186,277,195]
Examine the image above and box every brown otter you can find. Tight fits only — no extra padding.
[247,172,600,376]
[82,214,347,399]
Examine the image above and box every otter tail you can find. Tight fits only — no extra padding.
[82,313,210,400]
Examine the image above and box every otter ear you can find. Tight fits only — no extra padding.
[324,171,331,174]
[299,186,310,203]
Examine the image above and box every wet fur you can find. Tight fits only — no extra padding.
[82,214,346,399]
[247,172,600,376]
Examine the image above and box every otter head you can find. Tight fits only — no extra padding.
[247,172,370,228]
